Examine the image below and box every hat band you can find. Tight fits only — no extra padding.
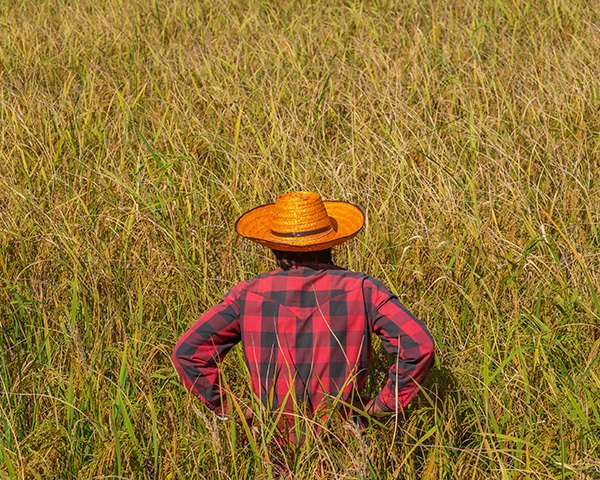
[270,225,331,238]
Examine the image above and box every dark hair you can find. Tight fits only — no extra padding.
[272,248,333,270]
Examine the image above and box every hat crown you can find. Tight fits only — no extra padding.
[271,191,332,236]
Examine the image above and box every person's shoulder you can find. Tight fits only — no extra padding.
[324,265,387,290]
[231,268,286,292]
[328,265,376,282]
[337,268,393,294]
[219,269,289,304]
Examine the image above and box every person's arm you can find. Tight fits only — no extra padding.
[172,284,243,417]
[365,277,435,413]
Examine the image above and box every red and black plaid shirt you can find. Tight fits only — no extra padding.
[172,264,435,417]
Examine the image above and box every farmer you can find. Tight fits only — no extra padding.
[172,191,435,432]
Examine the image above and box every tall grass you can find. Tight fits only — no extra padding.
[1,0,599,478]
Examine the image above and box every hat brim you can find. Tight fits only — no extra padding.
[235,200,364,252]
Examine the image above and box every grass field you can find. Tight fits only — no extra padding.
[1,0,600,478]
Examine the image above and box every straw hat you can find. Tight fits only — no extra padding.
[235,191,364,252]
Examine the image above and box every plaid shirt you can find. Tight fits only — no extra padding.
[172,264,435,417]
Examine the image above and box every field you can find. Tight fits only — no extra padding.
[1,0,600,478]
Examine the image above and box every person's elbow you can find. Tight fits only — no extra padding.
[419,333,435,372]
[171,337,188,374]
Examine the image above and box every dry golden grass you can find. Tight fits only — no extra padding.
[1,0,599,478]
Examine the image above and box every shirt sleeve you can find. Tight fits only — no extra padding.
[364,277,435,412]
[171,283,243,415]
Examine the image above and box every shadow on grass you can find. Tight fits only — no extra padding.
[388,364,476,478]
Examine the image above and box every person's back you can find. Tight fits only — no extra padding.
[230,264,433,414]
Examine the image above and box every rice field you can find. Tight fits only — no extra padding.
[1,0,599,478]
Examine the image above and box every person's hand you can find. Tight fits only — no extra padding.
[234,406,254,426]
[352,396,388,416]
[353,396,391,416]
[364,397,388,416]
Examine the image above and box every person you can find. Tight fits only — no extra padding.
[172,191,435,436]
